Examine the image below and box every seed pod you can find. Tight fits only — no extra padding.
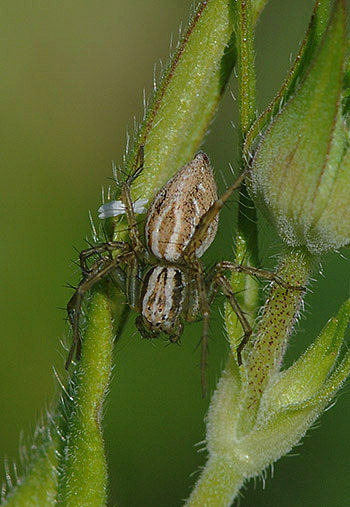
[145,152,218,262]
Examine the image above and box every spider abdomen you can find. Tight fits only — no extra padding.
[145,152,218,262]
[141,266,186,333]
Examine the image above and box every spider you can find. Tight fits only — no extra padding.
[66,150,299,395]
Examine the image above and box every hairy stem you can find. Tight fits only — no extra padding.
[227,0,259,354]
[57,288,114,506]
[186,457,244,507]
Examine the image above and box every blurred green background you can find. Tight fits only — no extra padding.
[1,1,350,505]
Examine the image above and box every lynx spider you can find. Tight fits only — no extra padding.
[66,149,299,395]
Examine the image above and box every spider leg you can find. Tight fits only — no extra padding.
[206,261,305,364]
[126,144,145,183]
[65,250,134,369]
[193,262,211,397]
[79,241,129,273]
[215,261,305,291]
[214,274,252,365]
[120,146,146,255]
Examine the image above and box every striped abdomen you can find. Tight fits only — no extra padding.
[145,152,218,262]
[142,266,185,333]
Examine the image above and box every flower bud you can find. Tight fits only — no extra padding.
[248,2,349,254]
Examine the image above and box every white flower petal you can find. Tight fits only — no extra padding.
[98,198,148,219]
[133,198,149,214]
[98,200,126,219]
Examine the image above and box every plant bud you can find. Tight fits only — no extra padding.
[248,2,349,254]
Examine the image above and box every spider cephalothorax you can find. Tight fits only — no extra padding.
[66,151,297,394]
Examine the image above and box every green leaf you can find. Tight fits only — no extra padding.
[206,356,243,456]
[262,299,350,411]
[239,402,326,476]
[252,0,269,24]
[234,248,312,436]
[2,421,59,506]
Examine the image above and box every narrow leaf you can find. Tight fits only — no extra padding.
[262,299,350,410]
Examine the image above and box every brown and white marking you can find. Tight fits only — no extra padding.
[68,149,288,396]
[141,266,186,334]
[145,152,218,262]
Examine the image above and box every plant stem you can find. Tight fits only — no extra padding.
[227,0,259,352]
[186,457,244,507]
[57,287,114,506]
[236,0,257,144]
[236,0,258,264]
[3,432,58,506]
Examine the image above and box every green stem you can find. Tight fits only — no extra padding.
[192,248,314,504]
[186,457,244,507]
[227,0,259,352]
[57,287,114,506]
[236,0,257,144]
[236,0,258,263]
